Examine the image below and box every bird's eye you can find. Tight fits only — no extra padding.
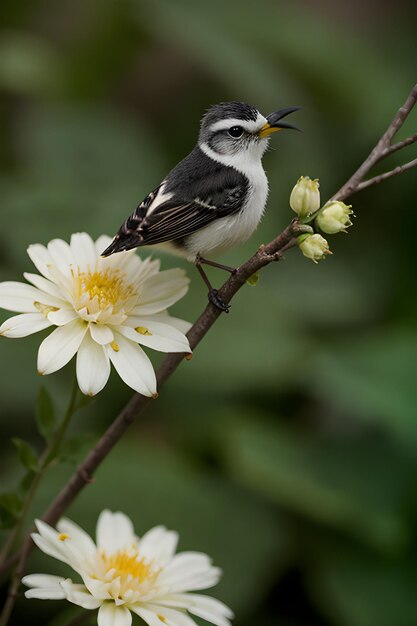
[228,126,244,138]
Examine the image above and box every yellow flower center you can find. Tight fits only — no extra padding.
[79,269,135,310]
[101,548,158,585]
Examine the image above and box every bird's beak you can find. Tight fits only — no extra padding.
[258,106,302,138]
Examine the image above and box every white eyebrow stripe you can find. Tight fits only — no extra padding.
[209,113,267,134]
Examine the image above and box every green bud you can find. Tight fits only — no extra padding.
[290,176,320,218]
[297,233,331,263]
[316,201,353,234]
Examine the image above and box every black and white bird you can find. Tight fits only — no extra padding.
[102,101,300,311]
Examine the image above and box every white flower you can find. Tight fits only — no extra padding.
[289,176,320,218]
[297,233,332,263]
[23,511,233,626]
[0,233,191,397]
[316,200,353,234]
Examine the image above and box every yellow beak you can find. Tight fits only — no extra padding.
[258,123,282,139]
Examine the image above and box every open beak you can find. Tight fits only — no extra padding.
[258,106,302,138]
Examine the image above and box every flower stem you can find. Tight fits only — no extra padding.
[0,376,79,626]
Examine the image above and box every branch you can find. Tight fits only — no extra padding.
[356,157,417,191]
[332,83,417,201]
[1,84,416,617]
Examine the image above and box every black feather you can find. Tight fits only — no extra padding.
[102,147,248,255]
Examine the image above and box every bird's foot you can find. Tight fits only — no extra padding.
[196,254,237,274]
[208,289,230,313]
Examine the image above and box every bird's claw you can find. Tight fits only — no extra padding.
[208,289,230,313]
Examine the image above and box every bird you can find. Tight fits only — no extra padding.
[102,101,300,312]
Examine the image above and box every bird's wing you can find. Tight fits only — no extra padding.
[138,196,238,245]
[102,179,247,255]
[101,144,251,257]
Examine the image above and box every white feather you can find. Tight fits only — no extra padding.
[145,182,173,215]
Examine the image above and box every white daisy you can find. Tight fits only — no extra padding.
[23,511,233,626]
[0,233,191,396]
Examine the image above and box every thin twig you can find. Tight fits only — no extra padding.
[332,83,417,201]
[381,133,417,159]
[1,83,416,622]
[356,157,417,191]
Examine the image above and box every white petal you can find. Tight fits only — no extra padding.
[23,574,67,601]
[122,255,160,285]
[98,603,132,626]
[159,554,221,592]
[27,244,53,279]
[150,606,198,626]
[48,307,79,326]
[94,235,112,256]
[56,518,97,556]
[37,319,87,375]
[169,570,222,593]
[47,238,75,276]
[25,586,67,600]
[30,534,65,563]
[157,594,234,626]
[76,333,110,396]
[106,333,156,397]
[96,510,136,553]
[0,281,57,313]
[138,526,178,566]
[0,312,52,338]
[121,320,190,354]
[130,607,167,626]
[24,272,65,299]
[31,521,72,566]
[70,233,97,273]
[22,573,66,589]
[133,269,189,315]
[133,605,197,626]
[89,323,114,345]
[157,314,192,335]
[81,573,112,600]
[61,579,101,609]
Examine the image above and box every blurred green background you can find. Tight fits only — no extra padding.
[1,0,417,624]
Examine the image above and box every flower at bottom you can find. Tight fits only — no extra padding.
[23,511,233,626]
[297,233,332,263]
[0,233,191,397]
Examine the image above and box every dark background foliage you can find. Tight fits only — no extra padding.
[0,0,417,624]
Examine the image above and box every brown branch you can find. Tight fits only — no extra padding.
[381,132,417,159]
[332,83,417,201]
[1,83,417,623]
[356,157,417,191]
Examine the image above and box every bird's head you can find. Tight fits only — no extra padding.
[198,101,300,162]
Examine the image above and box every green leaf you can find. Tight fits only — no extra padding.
[222,419,417,551]
[19,471,35,495]
[0,492,22,528]
[12,438,39,473]
[35,386,56,442]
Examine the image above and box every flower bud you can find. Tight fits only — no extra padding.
[290,176,320,218]
[316,201,353,234]
[297,233,331,263]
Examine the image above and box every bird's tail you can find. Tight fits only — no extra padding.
[101,232,144,257]
[101,206,146,257]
